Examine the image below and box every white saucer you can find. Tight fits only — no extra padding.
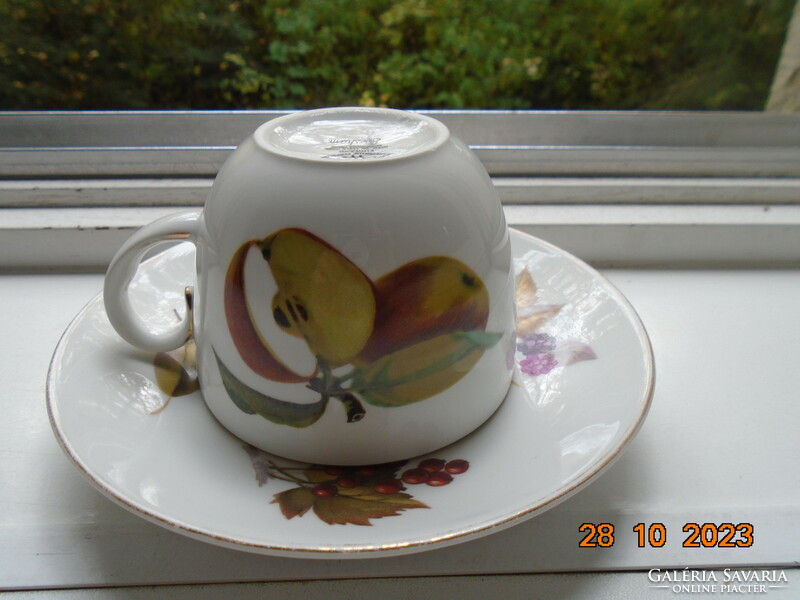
[47,229,654,558]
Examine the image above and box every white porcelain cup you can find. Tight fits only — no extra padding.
[104,107,514,465]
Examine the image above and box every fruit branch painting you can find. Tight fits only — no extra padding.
[217,228,502,428]
[151,255,600,527]
[244,447,471,526]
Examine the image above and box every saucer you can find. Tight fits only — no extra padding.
[47,229,654,558]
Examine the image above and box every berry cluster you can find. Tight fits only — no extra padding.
[517,332,557,354]
[401,458,469,487]
[517,332,559,376]
[309,458,469,498]
[308,462,402,498]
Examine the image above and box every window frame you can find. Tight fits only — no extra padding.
[1,109,799,271]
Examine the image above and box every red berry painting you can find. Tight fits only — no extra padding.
[243,445,471,526]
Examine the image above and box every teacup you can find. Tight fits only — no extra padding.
[104,107,514,465]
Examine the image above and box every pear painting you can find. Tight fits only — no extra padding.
[217,228,502,428]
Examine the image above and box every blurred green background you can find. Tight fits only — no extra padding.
[0,0,794,110]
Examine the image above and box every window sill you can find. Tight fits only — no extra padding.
[1,266,797,589]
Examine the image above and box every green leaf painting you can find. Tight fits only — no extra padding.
[215,351,329,428]
[354,331,503,407]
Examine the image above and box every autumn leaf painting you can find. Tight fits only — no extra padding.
[244,445,470,526]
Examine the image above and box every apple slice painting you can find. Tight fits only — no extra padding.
[217,228,502,428]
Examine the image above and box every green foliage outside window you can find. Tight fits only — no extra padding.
[0,0,793,110]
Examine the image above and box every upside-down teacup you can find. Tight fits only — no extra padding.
[104,107,514,465]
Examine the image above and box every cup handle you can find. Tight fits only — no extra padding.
[103,209,201,352]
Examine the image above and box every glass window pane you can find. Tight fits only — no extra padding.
[0,0,795,111]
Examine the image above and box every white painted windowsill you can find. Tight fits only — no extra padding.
[1,266,798,595]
